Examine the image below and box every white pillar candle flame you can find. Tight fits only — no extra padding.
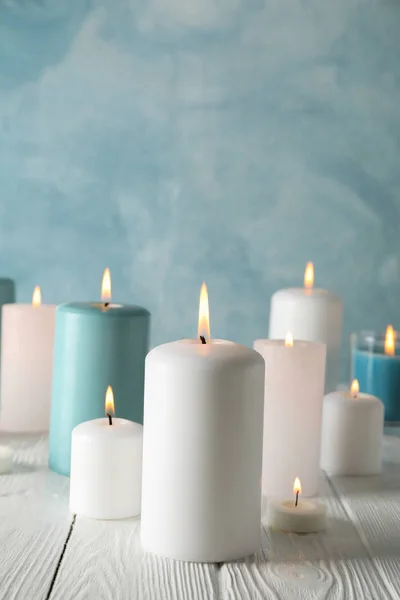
[304,262,314,290]
[198,282,211,341]
[351,379,359,398]
[105,385,115,416]
[32,286,42,308]
[284,332,294,347]
[101,268,112,303]
[293,476,301,506]
[384,325,396,356]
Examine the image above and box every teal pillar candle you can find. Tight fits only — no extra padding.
[49,302,150,476]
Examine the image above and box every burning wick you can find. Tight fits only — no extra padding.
[295,490,299,507]
[200,335,206,345]
[104,302,110,308]
[107,413,113,426]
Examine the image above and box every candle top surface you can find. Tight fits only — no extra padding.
[57,302,149,318]
[4,303,56,310]
[278,499,323,512]
[273,287,342,303]
[73,417,143,440]
[254,338,326,352]
[325,389,382,406]
[353,330,400,358]
[148,339,264,366]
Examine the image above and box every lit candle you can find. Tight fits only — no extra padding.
[141,283,265,562]
[320,379,384,475]
[268,262,343,393]
[352,326,400,421]
[0,286,56,432]
[70,386,143,519]
[254,334,326,498]
[49,269,150,476]
[267,477,326,533]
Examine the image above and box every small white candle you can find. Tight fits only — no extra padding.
[141,283,265,563]
[0,286,56,433]
[0,445,13,474]
[254,335,326,498]
[321,380,384,476]
[267,478,326,533]
[268,262,343,393]
[70,386,143,519]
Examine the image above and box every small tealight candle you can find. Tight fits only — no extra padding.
[267,478,326,533]
[70,386,143,520]
[0,445,13,474]
[320,379,384,476]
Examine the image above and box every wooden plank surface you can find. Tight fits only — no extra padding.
[0,434,72,600]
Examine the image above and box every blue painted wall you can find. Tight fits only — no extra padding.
[1,0,400,376]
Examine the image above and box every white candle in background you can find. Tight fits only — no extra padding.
[0,446,13,474]
[267,477,326,533]
[321,379,384,476]
[0,287,56,433]
[268,262,343,394]
[254,335,326,498]
[70,386,143,519]
[141,283,265,563]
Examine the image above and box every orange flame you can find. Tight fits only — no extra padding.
[351,379,359,398]
[105,385,115,416]
[32,286,42,308]
[293,477,302,495]
[198,282,211,341]
[304,262,314,290]
[384,325,396,356]
[284,332,294,347]
[101,268,112,302]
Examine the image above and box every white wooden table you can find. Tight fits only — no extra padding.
[1,433,400,600]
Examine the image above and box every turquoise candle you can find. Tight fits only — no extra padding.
[352,328,400,422]
[49,301,150,476]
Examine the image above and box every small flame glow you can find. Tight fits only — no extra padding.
[284,332,294,347]
[32,286,42,308]
[293,477,302,495]
[351,379,359,398]
[304,262,314,290]
[384,325,396,356]
[101,268,112,302]
[105,385,115,416]
[198,282,211,341]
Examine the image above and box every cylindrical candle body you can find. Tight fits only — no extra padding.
[267,499,326,533]
[0,304,56,432]
[254,339,326,498]
[0,279,15,355]
[70,418,143,519]
[321,390,384,475]
[268,289,342,394]
[141,340,265,563]
[49,303,150,476]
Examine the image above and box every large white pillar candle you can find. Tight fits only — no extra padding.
[70,386,143,519]
[0,287,56,433]
[141,284,265,563]
[320,379,384,476]
[268,262,343,393]
[254,335,326,498]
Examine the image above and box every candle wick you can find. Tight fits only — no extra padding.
[200,335,206,345]
[295,491,299,507]
[104,302,110,308]
[107,413,113,426]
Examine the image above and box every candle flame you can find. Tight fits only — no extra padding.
[351,379,359,398]
[198,282,211,341]
[304,262,314,290]
[101,268,112,302]
[293,477,302,495]
[284,332,294,347]
[384,325,396,356]
[105,385,115,416]
[32,286,42,308]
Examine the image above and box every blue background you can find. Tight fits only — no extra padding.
[1,0,400,375]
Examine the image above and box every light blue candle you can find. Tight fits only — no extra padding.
[49,301,150,476]
[352,328,400,422]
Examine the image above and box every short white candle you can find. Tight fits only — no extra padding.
[0,286,56,433]
[141,283,265,563]
[0,445,13,474]
[254,335,326,498]
[267,479,326,533]
[70,386,143,519]
[268,262,343,393]
[321,379,384,476]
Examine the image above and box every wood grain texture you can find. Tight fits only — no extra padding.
[220,476,395,600]
[0,434,72,600]
[51,516,219,600]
